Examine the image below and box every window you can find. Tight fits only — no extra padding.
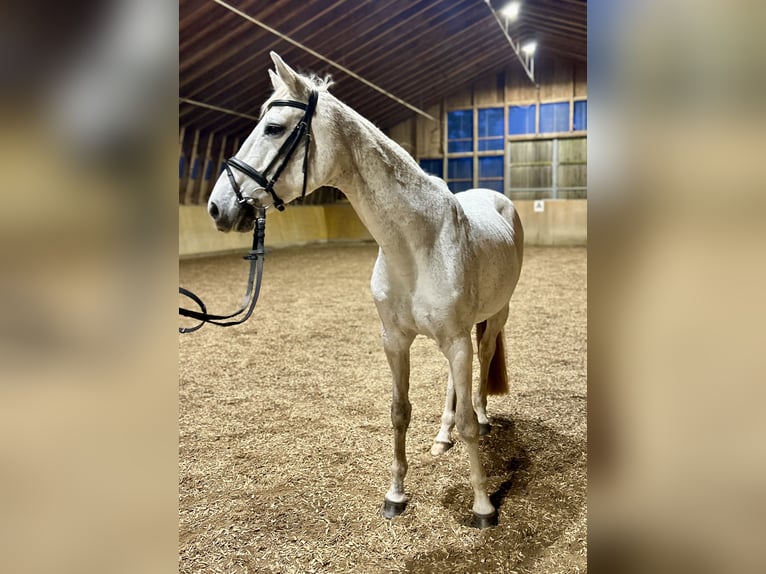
[508,104,536,135]
[447,110,473,153]
[447,158,473,193]
[478,156,504,192]
[477,108,504,151]
[540,102,570,133]
[419,158,443,178]
[573,100,587,131]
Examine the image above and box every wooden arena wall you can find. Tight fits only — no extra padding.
[179,199,585,257]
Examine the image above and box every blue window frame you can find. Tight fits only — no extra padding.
[573,100,588,131]
[508,104,536,135]
[478,156,504,193]
[540,102,570,133]
[447,109,473,153]
[447,157,473,193]
[419,158,443,178]
[477,108,504,151]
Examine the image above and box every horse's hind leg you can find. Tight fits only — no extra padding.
[442,332,496,526]
[431,372,456,456]
[433,305,509,455]
[381,327,415,519]
[474,305,510,435]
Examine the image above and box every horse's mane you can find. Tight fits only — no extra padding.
[304,73,334,92]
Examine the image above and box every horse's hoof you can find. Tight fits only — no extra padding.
[471,510,498,529]
[430,441,453,456]
[381,498,407,519]
[479,423,492,436]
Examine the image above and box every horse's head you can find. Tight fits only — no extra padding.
[208,52,334,232]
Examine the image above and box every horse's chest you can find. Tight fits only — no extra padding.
[372,252,471,335]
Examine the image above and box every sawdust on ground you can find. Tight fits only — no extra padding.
[180,243,586,574]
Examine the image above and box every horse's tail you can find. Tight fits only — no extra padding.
[475,321,509,395]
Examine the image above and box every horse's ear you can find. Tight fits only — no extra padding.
[270,51,303,94]
[268,69,283,90]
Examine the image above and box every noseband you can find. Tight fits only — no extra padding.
[225,90,318,211]
[178,90,318,333]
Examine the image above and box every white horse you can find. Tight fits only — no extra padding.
[208,53,523,527]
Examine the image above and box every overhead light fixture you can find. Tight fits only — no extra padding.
[484,0,536,85]
[499,1,521,21]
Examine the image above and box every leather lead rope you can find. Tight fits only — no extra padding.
[179,207,266,333]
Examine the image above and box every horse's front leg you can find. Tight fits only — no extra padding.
[443,333,497,527]
[381,326,415,519]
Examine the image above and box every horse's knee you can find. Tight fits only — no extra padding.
[391,400,411,428]
[381,326,412,353]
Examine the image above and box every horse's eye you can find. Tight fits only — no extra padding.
[264,124,285,136]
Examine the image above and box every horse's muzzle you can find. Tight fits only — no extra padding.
[208,200,256,233]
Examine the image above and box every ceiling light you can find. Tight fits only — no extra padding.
[522,41,537,55]
[499,1,521,21]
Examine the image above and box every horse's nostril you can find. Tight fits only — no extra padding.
[209,201,220,220]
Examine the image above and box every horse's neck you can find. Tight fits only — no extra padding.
[329,106,457,269]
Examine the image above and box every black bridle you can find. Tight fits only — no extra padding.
[178,90,319,334]
[226,90,319,212]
